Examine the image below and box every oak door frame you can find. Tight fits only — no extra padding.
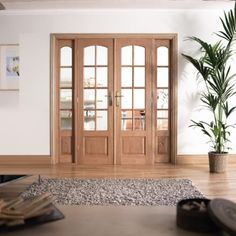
[51,33,178,164]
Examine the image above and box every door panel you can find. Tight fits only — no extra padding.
[60,131,73,163]
[58,40,74,163]
[84,136,108,155]
[122,136,146,155]
[77,39,114,164]
[115,39,153,165]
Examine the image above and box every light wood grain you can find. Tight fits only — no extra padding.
[0,156,50,165]
[1,163,236,202]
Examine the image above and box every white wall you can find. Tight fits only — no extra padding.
[0,8,236,155]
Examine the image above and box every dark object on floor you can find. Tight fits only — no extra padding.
[208,198,236,236]
[0,204,64,232]
[0,2,5,10]
[0,175,26,185]
[176,198,220,233]
[177,198,236,235]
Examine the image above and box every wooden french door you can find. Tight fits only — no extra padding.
[76,38,153,164]
[77,39,114,164]
[115,39,153,164]
[54,34,177,165]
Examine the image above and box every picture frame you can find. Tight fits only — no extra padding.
[0,44,19,91]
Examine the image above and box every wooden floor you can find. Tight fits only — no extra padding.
[0,163,236,202]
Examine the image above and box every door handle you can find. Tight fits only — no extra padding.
[115,91,123,107]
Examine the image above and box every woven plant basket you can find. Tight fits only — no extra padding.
[208,152,228,173]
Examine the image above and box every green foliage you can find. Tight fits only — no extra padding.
[182,3,236,153]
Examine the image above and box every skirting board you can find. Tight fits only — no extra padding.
[177,154,236,164]
[0,156,51,165]
[0,155,235,165]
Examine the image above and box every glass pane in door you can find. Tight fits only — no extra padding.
[134,89,145,109]
[84,89,95,109]
[96,89,108,109]
[84,110,95,130]
[157,67,169,87]
[84,67,95,87]
[96,111,108,130]
[156,45,169,132]
[134,46,145,65]
[157,46,169,66]
[84,46,95,65]
[60,68,72,87]
[97,67,108,87]
[121,110,132,131]
[120,45,146,131]
[60,110,72,130]
[60,89,72,109]
[121,67,132,87]
[134,110,145,130]
[157,89,168,109]
[97,46,108,65]
[121,46,132,65]
[134,67,145,87]
[83,45,109,131]
[121,89,132,109]
[60,47,72,66]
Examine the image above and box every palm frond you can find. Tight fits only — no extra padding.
[217,2,236,43]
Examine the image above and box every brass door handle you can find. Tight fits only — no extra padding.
[115,91,123,107]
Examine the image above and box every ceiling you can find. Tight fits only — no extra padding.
[0,0,234,10]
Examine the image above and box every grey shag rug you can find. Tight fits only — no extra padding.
[22,178,204,206]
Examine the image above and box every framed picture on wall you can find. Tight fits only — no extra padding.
[0,44,19,91]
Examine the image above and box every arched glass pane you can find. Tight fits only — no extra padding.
[84,46,95,65]
[121,46,132,65]
[157,46,169,66]
[134,46,145,65]
[97,46,108,65]
[60,47,72,66]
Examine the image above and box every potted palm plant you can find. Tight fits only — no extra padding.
[182,3,236,173]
